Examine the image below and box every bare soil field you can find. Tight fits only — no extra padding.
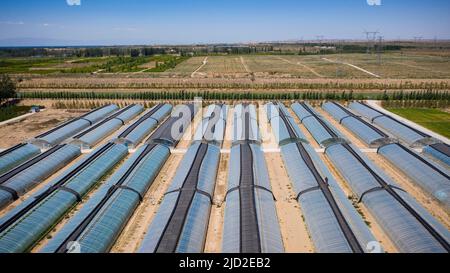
[199,56,248,74]
[0,108,88,148]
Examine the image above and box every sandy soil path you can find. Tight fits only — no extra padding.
[240,56,251,73]
[204,106,233,252]
[277,56,324,78]
[259,105,314,252]
[191,57,209,78]
[322,57,381,78]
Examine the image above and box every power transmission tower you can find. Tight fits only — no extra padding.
[316,35,324,57]
[376,36,383,65]
[336,39,345,78]
[364,31,379,54]
[413,36,423,43]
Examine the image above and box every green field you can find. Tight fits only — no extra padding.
[0,105,30,122]
[0,55,188,74]
[386,108,450,138]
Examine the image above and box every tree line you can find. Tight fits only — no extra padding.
[18,90,449,103]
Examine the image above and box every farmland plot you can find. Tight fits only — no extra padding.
[285,55,370,78]
[244,55,323,78]
[198,56,248,74]
[324,53,450,79]
[168,56,206,74]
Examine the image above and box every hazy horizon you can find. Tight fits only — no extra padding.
[1,0,449,47]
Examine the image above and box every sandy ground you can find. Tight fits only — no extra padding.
[110,107,204,252]
[319,154,398,253]
[0,109,88,148]
[110,153,184,253]
[204,107,233,253]
[266,152,314,252]
[297,105,448,251]
[366,153,450,229]
[25,111,157,251]
[288,108,321,149]
[3,102,447,253]
[315,107,368,149]
[286,105,398,252]
[314,105,449,228]
[204,153,229,253]
[259,105,314,252]
[0,108,139,216]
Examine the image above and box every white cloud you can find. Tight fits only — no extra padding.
[367,0,381,6]
[0,21,25,25]
[67,0,81,6]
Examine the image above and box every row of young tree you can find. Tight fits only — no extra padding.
[18,90,450,102]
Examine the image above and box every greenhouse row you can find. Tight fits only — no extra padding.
[71,104,144,149]
[323,102,450,212]
[348,101,435,147]
[292,102,450,253]
[0,103,173,253]
[266,102,378,253]
[0,101,448,253]
[0,104,151,210]
[139,104,226,253]
[0,104,118,176]
[222,104,283,253]
[42,103,197,253]
[322,102,392,147]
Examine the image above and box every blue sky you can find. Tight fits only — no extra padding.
[0,0,449,46]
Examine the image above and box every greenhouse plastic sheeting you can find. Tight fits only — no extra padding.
[291,102,345,146]
[325,143,450,253]
[265,103,304,144]
[423,143,450,167]
[267,102,378,253]
[139,143,220,253]
[348,102,432,146]
[222,143,284,253]
[0,143,128,253]
[194,104,228,145]
[147,104,197,147]
[34,104,119,147]
[41,144,170,253]
[233,104,260,143]
[72,104,143,148]
[378,143,450,211]
[0,144,81,209]
[81,104,120,124]
[322,102,387,147]
[292,106,450,252]
[116,104,172,147]
[0,143,41,176]
[138,109,225,253]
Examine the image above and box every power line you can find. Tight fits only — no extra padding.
[364,31,379,54]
